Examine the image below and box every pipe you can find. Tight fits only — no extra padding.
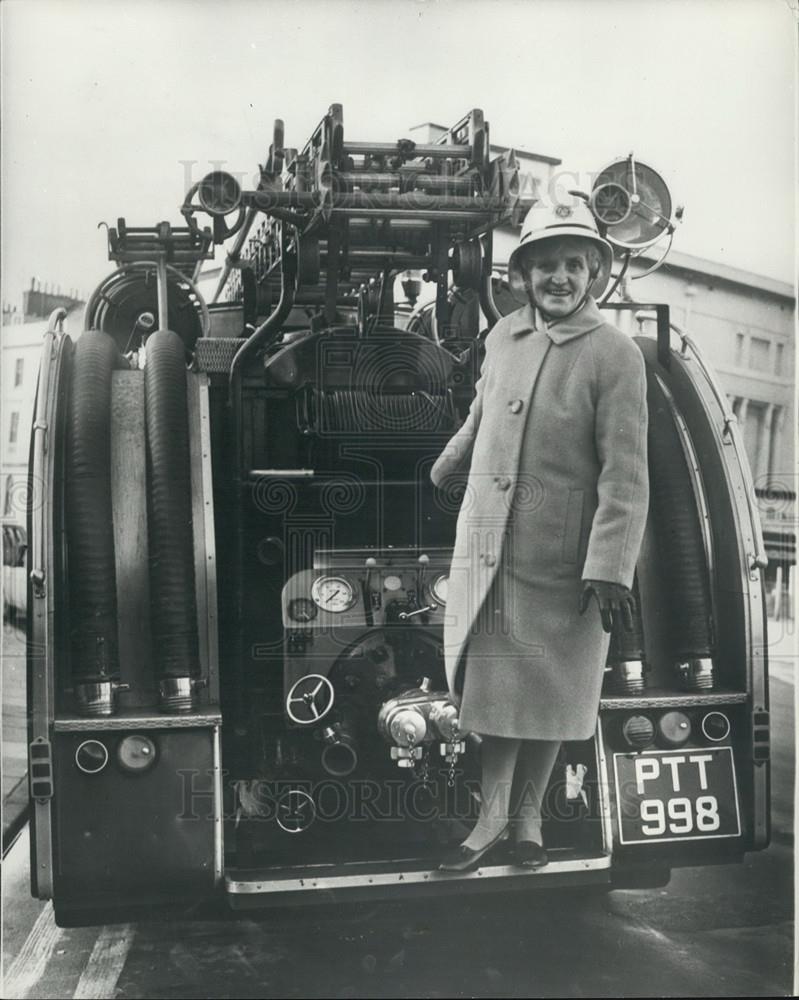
[320,724,358,777]
[343,140,470,159]
[156,257,169,330]
[228,235,296,732]
[337,172,474,194]
[212,207,258,304]
[228,245,297,402]
[478,231,502,331]
[238,190,503,214]
[144,328,200,711]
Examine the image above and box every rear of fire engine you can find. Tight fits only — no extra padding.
[26,107,770,926]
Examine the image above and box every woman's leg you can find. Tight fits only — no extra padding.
[512,739,561,844]
[462,735,521,850]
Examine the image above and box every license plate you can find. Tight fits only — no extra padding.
[613,747,741,845]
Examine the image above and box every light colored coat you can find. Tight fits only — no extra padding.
[430,298,649,740]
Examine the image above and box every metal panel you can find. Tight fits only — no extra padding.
[594,719,615,853]
[54,708,222,732]
[187,372,220,704]
[225,851,611,902]
[53,728,217,899]
[110,370,154,704]
[28,329,70,898]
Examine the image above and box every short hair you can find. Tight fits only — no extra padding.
[521,237,601,274]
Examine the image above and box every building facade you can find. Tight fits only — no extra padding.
[1,284,84,588]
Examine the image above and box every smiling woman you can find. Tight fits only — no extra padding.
[507,198,615,317]
[431,194,650,872]
[523,238,600,319]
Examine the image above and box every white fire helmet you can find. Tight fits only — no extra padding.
[507,197,614,304]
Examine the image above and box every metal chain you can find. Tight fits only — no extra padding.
[412,746,430,787]
[447,752,457,788]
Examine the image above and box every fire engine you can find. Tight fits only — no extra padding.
[26,106,770,925]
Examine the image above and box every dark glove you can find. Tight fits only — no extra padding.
[578,580,635,634]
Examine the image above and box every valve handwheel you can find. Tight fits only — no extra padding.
[276,789,316,833]
[285,673,335,725]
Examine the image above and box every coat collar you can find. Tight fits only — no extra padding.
[506,297,604,345]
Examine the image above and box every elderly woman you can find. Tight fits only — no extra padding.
[431,197,649,871]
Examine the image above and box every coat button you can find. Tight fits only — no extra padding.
[509,399,523,414]
[483,553,497,567]
[495,476,511,491]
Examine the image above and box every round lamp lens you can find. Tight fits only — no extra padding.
[657,711,692,747]
[75,739,109,774]
[117,734,158,774]
[622,714,655,749]
[701,711,731,743]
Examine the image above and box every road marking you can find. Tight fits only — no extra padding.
[2,904,65,999]
[73,924,135,999]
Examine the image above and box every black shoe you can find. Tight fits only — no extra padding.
[438,826,510,873]
[513,840,548,869]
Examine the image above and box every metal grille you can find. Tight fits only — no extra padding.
[314,390,454,434]
[193,338,242,373]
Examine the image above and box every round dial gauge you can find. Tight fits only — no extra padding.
[311,575,356,613]
[383,574,403,592]
[288,597,318,623]
[430,573,449,605]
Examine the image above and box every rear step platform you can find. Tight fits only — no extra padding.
[225,848,611,907]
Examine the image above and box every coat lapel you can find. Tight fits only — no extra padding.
[504,297,605,344]
[491,298,605,497]
[544,297,604,344]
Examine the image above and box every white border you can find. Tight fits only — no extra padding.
[613,746,742,845]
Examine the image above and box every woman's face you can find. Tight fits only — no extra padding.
[525,239,593,318]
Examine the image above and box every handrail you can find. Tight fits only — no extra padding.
[29,331,59,599]
[667,320,768,572]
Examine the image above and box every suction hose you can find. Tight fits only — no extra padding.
[66,330,127,715]
[646,369,715,686]
[145,328,200,711]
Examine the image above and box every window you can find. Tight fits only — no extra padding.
[735,333,746,367]
[768,405,782,479]
[775,343,785,376]
[3,474,13,516]
[742,401,766,476]
[13,357,23,387]
[8,411,19,445]
[749,337,770,373]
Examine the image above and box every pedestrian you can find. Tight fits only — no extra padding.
[431,196,649,871]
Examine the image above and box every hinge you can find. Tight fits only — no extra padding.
[29,737,54,800]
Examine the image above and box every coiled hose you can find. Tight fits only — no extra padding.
[646,370,715,660]
[145,329,199,706]
[66,331,126,683]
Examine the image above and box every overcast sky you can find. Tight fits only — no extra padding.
[1,0,795,309]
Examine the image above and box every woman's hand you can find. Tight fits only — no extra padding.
[578,580,635,633]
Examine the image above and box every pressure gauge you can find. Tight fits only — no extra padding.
[288,597,318,623]
[430,573,449,606]
[311,575,356,613]
[383,574,403,592]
